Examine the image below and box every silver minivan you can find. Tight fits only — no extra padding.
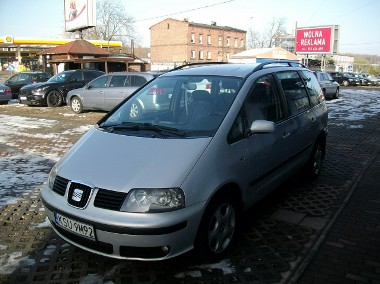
[41,62,328,261]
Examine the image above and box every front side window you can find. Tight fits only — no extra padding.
[277,71,310,116]
[71,71,83,82]
[130,76,147,87]
[88,76,109,88]
[244,74,284,125]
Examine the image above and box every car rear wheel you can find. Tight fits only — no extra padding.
[333,88,339,99]
[195,192,238,261]
[307,140,324,179]
[47,90,63,107]
[70,97,83,113]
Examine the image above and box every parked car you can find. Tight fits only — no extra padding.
[19,69,104,107]
[363,74,380,86]
[67,72,161,114]
[0,84,12,104]
[4,71,50,99]
[313,71,340,99]
[41,61,328,261]
[356,74,371,86]
[329,72,360,86]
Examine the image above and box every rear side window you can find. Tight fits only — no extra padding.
[71,71,84,81]
[110,75,127,87]
[84,71,100,81]
[300,70,324,107]
[130,76,148,87]
[277,71,310,116]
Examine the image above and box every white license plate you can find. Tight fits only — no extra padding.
[19,96,26,100]
[54,212,95,240]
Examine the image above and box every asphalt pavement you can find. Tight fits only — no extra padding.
[0,88,379,283]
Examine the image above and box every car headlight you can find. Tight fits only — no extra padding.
[47,164,58,189]
[121,188,185,213]
[33,86,49,93]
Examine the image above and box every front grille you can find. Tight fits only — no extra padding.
[53,224,113,254]
[120,245,171,259]
[52,175,69,196]
[67,182,93,208]
[94,189,127,211]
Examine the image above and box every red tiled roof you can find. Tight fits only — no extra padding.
[40,40,111,56]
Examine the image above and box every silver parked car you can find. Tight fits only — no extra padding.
[67,72,161,113]
[42,61,328,261]
[313,71,340,99]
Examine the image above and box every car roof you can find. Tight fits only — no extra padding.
[159,61,307,79]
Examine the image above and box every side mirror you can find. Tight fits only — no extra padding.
[250,120,275,134]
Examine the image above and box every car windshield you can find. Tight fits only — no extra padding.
[47,71,73,83]
[99,75,243,138]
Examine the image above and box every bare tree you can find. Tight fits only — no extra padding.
[82,0,137,49]
[247,17,287,49]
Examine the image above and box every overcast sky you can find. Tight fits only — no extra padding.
[0,0,379,55]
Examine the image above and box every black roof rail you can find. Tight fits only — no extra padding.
[169,62,229,72]
[252,60,307,72]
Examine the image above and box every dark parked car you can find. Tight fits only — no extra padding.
[313,71,339,99]
[19,69,104,107]
[4,71,50,99]
[329,72,360,86]
[67,72,160,113]
[0,84,12,104]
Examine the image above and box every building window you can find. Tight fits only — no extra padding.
[191,34,195,43]
[199,51,204,60]
[191,50,195,59]
[207,35,211,45]
[226,37,230,47]
[199,34,203,44]
[218,36,222,46]
[240,39,244,48]
[207,51,212,60]
[167,23,170,29]
[234,38,238,48]
[226,52,230,59]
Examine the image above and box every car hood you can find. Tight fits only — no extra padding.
[20,81,62,90]
[56,127,212,192]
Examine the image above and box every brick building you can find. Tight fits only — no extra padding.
[150,18,246,70]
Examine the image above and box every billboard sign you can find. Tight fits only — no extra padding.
[64,0,96,32]
[295,25,339,54]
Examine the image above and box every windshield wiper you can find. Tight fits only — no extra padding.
[100,122,185,137]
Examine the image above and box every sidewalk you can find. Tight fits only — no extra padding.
[295,141,380,283]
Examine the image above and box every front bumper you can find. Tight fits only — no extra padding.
[18,90,46,106]
[41,183,206,261]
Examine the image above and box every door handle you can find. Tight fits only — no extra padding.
[283,132,290,139]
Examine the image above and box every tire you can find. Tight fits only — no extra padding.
[129,102,142,119]
[47,90,63,107]
[70,97,83,114]
[306,140,325,179]
[333,88,339,99]
[195,192,239,261]
[343,80,349,87]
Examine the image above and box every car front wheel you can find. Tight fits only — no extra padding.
[47,90,63,107]
[343,80,350,87]
[195,193,238,261]
[70,97,83,113]
[129,102,142,119]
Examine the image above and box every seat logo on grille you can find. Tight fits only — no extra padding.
[72,188,84,202]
